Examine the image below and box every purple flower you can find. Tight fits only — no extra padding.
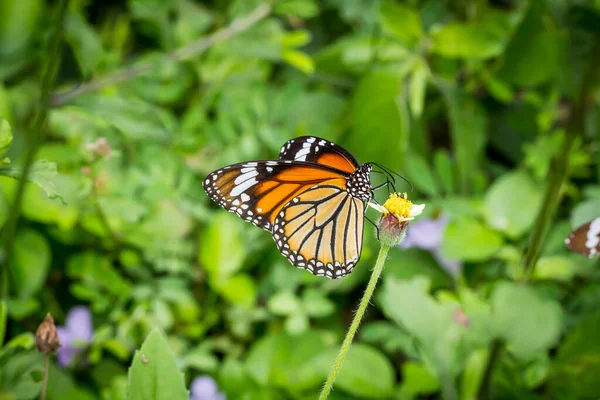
[56,306,93,367]
[401,216,462,275]
[190,376,225,400]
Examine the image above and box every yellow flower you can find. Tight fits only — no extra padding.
[368,193,426,246]
[369,192,425,221]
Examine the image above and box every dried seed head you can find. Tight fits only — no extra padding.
[36,313,61,355]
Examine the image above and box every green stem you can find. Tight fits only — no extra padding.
[319,244,390,400]
[40,353,49,400]
[521,37,600,279]
[0,0,68,300]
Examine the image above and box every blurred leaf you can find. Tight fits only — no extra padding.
[199,212,247,283]
[497,2,560,86]
[491,282,563,360]
[460,349,488,400]
[0,300,5,345]
[217,273,257,308]
[571,199,600,228]
[549,310,600,398]
[0,159,63,201]
[442,217,503,261]
[127,329,188,400]
[302,288,335,318]
[244,331,329,391]
[483,171,543,239]
[65,12,104,77]
[11,228,50,298]
[268,291,302,315]
[399,361,440,397]
[275,0,319,18]
[0,117,12,160]
[430,10,518,59]
[334,344,394,398]
[0,348,43,399]
[404,152,439,196]
[409,60,428,117]
[379,2,422,46]
[219,357,256,396]
[74,96,173,142]
[0,0,41,58]
[282,50,315,74]
[349,71,408,169]
[439,83,487,194]
[433,150,456,194]
[533,256,580,282]
[129,55,194,105]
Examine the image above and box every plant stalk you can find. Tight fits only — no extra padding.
[0,0,68,300]
[319,244,390,400]
[41,353,49,400]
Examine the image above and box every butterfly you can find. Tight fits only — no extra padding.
[202,136,398,279]
[565,217,600,258]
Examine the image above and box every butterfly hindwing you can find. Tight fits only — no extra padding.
[566,218,600,258]
[202,160,348,231]
[272,184,364,279]
[279,136,359,174]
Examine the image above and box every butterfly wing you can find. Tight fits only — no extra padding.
[272,184,364,278]
[279,136,359,174]
[565,218,600,257]
[202,161,349,231]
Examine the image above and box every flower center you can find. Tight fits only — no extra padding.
[383,192,412,219]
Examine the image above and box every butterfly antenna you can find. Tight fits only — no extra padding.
[370,162,413,192]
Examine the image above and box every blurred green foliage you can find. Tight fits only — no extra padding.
[0,0,599,399]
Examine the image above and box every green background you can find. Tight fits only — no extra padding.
[0,0,600,399]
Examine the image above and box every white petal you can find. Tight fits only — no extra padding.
[367,201,387,214]
[409,203,426,217]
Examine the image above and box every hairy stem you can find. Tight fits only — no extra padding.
[0,0,68,300]
[51,2,272,106]
[319,244,390,400]
[41,353,49,400]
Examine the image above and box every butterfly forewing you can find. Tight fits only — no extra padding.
[279,136,359,174]
[565,218,600,258]
[202,160,349,231]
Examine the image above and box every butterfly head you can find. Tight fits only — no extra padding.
[346,163,373,201]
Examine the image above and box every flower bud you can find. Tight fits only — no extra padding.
[36,313,60,355]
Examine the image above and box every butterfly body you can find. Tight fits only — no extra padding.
[202,136,373,278]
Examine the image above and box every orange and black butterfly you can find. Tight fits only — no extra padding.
[565,218,600,258]
[202,136,395,279]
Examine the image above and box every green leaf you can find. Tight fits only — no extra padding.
[282,50,315,74]
[65,12,104,77]
[571,198,600,228]
[268,291,302,315]
[244,331,330,391]
[491,282,563,360]
[0,300,6,345]
[379,2,422,46]
[549,311,600,398]
[403,152,439,196]
[349,71,408,170]
[430,11,516,59]
[126,329,188,400]
[497,2,560,86]
[533,255,580,282]
[409,60,428,117]
[0,159,63,200]
[0,117,12,159]
[301,288,335,318]
[460,349,489,400]
[334,344,394,398]
[483,171,543,239]
[433,150,456,194]
[439,83,487,194]
[442,217,503,261]
[199,212,247,283]
[217,273,257,308]
[399,361,440,396]
[11,228,51,298]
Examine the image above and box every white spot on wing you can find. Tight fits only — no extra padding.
[231,178,258,196]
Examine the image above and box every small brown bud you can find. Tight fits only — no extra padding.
[36,313,61,354]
